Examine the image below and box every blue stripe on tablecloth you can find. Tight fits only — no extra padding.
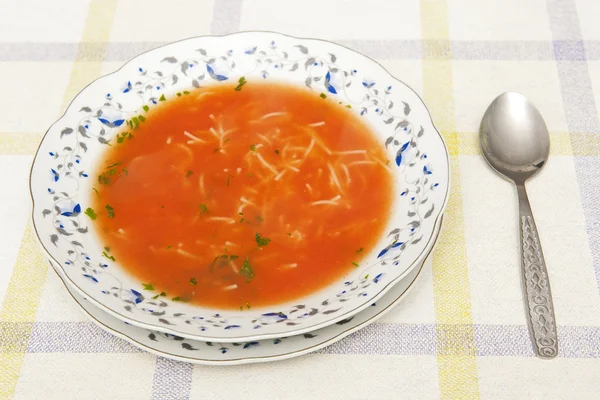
[5,40,600,62]
[211,0,244,35]
[21,321,142,353]
[317,322,437,355]
[14,321,600,358]
[547,0,600,134]
[150,357,194,400]
[553,40,586,61]
[547,0,600,294]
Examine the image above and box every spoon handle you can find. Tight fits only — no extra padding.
[517,183,558,359]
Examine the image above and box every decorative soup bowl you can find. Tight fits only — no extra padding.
[30,32,449,342]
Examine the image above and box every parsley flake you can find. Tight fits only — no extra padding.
[190,277,197,286]
[105,204,115,218]
[234,76,247,91]
[84,207,97,220]
[142,283,154,291]
[240,257,255,283]
[116,132,133,144]
[102,251,115,262]
[98,173,110,185]
[255,233,271,247]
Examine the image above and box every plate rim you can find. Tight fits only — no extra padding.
[29,30,451,342]
[49,217,442,365]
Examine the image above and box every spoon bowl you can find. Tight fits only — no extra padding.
[479,92,550,183]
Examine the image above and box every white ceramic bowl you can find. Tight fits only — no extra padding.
[30,32,449,342]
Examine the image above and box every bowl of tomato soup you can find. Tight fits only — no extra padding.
[30,32,449,342]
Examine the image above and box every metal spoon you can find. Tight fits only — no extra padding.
[479,92,558,359]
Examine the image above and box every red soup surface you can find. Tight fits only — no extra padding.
[92,81,393,309]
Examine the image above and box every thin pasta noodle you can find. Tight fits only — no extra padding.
[327,163,343,193]
[205,217,236,224]
[255,152,278,175]
[183,130,203,142]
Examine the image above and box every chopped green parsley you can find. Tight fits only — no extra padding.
[84,207,97,220]
[255,233,271,247]
[234,76,247,91]
[105,204,115,218]
[240,257,255,283]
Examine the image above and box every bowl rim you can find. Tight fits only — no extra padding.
[29,30,450,342]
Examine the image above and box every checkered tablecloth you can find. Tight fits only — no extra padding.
[2,0,600,399]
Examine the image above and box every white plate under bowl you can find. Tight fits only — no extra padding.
[30,31,449,342]
[49,218,442,365]
[52,260,424,365]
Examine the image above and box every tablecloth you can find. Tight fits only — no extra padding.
[2,0,600,399]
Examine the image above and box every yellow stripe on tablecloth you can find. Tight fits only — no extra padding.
[421,0,480,398]
[455,132,574,157]
[61,0,118,110]
[0,223,46,398]
[0,133,44,155]
[433,158,480,400]
[0,225,46,324]
[0,1,117,398]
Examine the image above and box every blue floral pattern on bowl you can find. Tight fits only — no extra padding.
[30,32,449,342]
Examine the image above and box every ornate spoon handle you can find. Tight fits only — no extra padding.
[517,183,558,359]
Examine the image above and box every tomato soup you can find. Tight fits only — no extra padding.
[91,81,393,309]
